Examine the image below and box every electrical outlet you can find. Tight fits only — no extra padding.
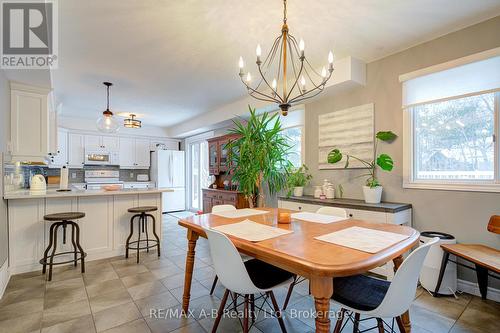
[71,172,76,179]
[130,172,134,178]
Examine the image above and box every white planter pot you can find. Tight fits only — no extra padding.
[293,187,304,197]
[363,186,383,204]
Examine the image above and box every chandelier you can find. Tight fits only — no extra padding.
[124,114,142,128]
[238,0,334,116]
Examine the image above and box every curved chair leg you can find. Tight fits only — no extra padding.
[395,316,406,333]
[268,291,287,333]
[376,318,384,333]
[125,214,140,258]
[210,275,218,295]
[74,222,85,273]
[212,289,229,333]
[42,222,57,274]
[333,308,346,333]
[70,222,78,266]
[147,213,161,257]
[48,223,60,281]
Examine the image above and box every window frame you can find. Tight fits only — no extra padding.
[403,90,500,192]
[281,124,305,168]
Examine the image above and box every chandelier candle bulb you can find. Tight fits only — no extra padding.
[256,44,262,62]
[238,56,244,75]
[328,51,334,70]
[246,72,252,82]
[299,39,305,57]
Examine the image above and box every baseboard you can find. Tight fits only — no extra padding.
[0,259,10,300]
[457,278,500,302]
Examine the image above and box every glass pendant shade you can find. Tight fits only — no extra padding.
[96,110,120,133]
[96,81,119,133]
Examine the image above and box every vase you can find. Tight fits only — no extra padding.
[363,186,383,204]
[293,187,304,197]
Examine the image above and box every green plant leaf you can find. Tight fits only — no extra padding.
[376,154,394,171]
[376,131,398,142]
[327,149,342,164]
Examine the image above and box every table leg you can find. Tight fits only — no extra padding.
[310,276,333,333]
[393,255,411,332]
[182,229,199,313]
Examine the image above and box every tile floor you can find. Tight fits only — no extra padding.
[0,212,498,333]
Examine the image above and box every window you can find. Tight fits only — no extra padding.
[186,132,213,211]
[402,50,500,192]
[282,126,303,168]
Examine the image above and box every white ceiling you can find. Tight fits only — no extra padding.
[9,0,500,128]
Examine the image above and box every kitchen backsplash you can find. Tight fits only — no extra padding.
[3,163,150,189]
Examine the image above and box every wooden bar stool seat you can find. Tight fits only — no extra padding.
[126,206,160,263]
[40,212,86,281]
[127,206,158,213]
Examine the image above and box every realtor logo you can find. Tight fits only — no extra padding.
[1,0,58,68]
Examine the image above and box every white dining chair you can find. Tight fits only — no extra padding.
[209,204,248,296]
[282,206,350,310]
[331,237,439,333]
[316,206,348,218]
[211,204,237,213]
[205,228,293,333]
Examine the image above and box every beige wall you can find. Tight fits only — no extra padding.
[0,70,9,266]
[304,17,500,287]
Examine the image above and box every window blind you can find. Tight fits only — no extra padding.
[401,55,500,108]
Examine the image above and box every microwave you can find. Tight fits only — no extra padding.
[84,150,119,165]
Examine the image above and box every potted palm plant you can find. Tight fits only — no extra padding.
[327,131,397,203]
[226,106,292,207]
[286,164,312,197]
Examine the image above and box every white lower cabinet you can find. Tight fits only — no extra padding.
[278,199,412,280]
[8,193,163,274]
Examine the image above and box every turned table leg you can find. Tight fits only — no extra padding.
[393,255,411,332]
[182,229,199,313]
[310,276,333,333]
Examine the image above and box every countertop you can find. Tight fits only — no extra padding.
[278,195,412,213]
[4,187,172,200]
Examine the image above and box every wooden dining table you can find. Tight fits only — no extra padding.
[177,208,420,333]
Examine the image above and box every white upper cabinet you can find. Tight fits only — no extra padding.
[150,139,179,151]
[68,133,85,168]
[84,134,119,151]
[48,129,68,168]
[9,82,53,162]
[119,137,150,169]
[135,138,151,168]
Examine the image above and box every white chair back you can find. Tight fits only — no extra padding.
[374,237,439,317]
[316,207,348,218]
[212,204,236,213]
[204,228,259,294]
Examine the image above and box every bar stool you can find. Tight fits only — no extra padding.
[126,206,160,263]
[41,212,86,281]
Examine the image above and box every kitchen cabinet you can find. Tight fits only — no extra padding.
[150,139,179,151]
[48,129,68,168]
[84,135,119,151]
[9,82,53,162]
[202,189,248,213]
[208,140,218,175]
[68,133,85,168]
[119,137,151,169]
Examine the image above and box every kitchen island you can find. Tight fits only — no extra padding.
[4,188,172,274]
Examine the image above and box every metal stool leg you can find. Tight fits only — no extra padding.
[48,223,61,281]
[70,221,78,266]
[136,214,143,263]
[147,213,160,257]
[74,222,85,273]
[42,222,57,274]
[125,214,140,259]
[145,214,150,253]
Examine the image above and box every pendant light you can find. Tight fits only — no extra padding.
[124,114,142,128]
[96,82,120,133]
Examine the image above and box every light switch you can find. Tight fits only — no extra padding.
[71,173,76,179]
[130,172,134,178]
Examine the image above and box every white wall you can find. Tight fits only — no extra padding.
[0,70,9,266]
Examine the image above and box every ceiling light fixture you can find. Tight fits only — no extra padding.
[238,0,334,116]
[96,82,120,133]
[124,114,142,128]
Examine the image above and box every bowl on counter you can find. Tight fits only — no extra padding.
[103,185,122,191]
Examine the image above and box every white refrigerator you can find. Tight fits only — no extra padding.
[151,150,186,212]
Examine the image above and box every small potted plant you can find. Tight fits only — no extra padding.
[327,131,397,203]
[287,164,313,197]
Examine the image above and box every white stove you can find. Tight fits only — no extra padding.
[84,170,124,190]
